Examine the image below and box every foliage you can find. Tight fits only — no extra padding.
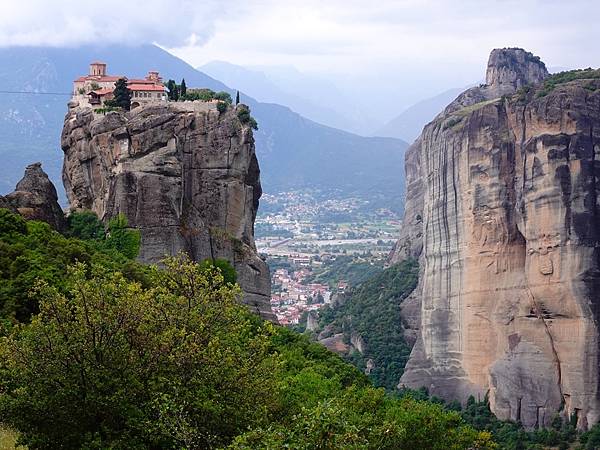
[537,68,600,97]
[237,104,259,130]
[0,255,278,449]
[0,209,145,323]
[303,254,384,288]
[179,78,187,97]
[166,79,179,101]
[0,210,495,449]
[65,210,105,240]
[107,77,132,111]
[214,91,233,104]
[579,422,600,449]
[315,260,419,390]
[231,386,496,450]
[182,88,215,101]
[92,106,119,114]
[217,100,228,114]
[198,257,237,285]
[104,213,141,259]
[456,395,577,450]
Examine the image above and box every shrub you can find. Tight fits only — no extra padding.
[237,105,259,130]
[0,256,278,449]
[214,91,233,104]
[217,101,228,114]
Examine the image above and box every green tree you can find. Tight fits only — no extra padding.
[104,213,141,259]
[237,105,258,130]
[236,90,240,105]
[214,91,233,104]
[110,78,132,111]
[65,211,105,240]
[0,256,279,449]
[231,386,497,450]
[180,78,187,97]
[217,101,228,114]
[0,209,145,323]
[166,79,179,101]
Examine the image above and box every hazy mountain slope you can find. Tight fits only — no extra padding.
[200,60,359,133]
[0,45,408,210]
[374,87,464,143]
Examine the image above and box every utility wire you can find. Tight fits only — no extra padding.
[0,90,72,96]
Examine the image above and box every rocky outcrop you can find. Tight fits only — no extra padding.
[1,163,66,230]
[61,101,275,322]
[393,48,600,429]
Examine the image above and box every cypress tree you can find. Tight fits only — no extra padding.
[112,78,131,111]
[180,78,187,98]
[166,79,177,101]
[236,90,240,105]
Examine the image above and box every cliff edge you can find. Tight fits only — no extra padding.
[392,48,600,429]
[61,101,275,322]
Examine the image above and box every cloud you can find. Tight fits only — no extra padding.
[0,0,246,47]
[2,0,598,114]
[167,0,600,71]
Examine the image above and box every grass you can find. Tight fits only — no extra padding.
[442,98,501,131]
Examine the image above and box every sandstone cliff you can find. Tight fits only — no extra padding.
[61,101,275,322]
[392,48,600,429]
[1,162,66,231]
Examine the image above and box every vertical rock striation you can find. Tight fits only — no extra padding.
[392,48,600,429]
[61,102,275,322]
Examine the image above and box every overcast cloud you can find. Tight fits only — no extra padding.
[2,0,599,117]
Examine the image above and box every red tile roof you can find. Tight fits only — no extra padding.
[89,88,113,96]
[74,75,123,83]
[128,84,165,92]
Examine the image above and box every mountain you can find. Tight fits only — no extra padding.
[391,47,600,429]
[199,60,361,133]
[374,87,465,143]
[0,45,408,209]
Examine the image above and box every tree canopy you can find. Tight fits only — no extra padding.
[0,209,496,449]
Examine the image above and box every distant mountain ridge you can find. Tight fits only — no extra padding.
[374,87,466,143]
[199,60,361,134]
[0,45,408,211]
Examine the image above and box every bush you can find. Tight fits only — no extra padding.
[237,105,258,130]
[0,255,279,449]
[66,211,105,240]
[0,209,145,323]
[214,91,233,104]
[104,213,141,259]
[217,101,228,114]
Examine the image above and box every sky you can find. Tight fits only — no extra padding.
[2,0,599,119]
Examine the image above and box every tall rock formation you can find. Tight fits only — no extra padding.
[61,101,275,322]
[1,162,66,231]
[392,48,600,429]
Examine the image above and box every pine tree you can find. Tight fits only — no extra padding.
[236,90,240,105]
[180,78,187,98]
[112,78,131,111]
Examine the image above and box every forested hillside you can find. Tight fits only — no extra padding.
[0,208,494,449]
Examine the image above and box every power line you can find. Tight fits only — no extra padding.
[0,90,72,96]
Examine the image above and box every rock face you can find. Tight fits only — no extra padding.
[61,102,275,322]
[392,48,600,429]
[1,163,66,230]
